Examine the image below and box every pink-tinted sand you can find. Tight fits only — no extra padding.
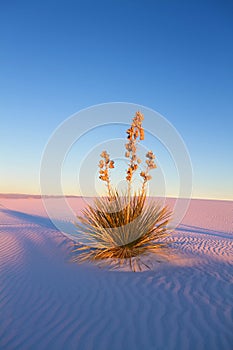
[0,196,232,349]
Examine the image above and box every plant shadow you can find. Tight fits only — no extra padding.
[0,207,78,239]
[0,207,57,230]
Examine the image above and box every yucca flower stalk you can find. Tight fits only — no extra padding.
[125,111,144,191]
[124,111,145,221]
[73,111,172,271]
[140,150,157,192]
[98,151,114,198]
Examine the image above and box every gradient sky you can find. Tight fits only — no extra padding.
[1,0,233,200]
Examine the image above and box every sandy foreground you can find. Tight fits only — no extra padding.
[0,197,232,350]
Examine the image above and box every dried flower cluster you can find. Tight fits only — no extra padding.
[125,111,144,183]
[98,151,114,197]
[140,150,157,190]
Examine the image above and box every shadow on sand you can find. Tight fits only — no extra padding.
[0,207,58,230]
[0,207,79,239]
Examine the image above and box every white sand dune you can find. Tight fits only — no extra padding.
[0,197,232,350]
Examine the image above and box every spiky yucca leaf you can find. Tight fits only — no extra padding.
[73,191,172,271]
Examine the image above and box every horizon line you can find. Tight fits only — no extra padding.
[0,193,232,202]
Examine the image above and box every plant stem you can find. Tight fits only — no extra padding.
[107,180,112,199]
[126,178,131,222]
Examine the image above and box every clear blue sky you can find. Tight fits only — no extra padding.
[1,0,233,199]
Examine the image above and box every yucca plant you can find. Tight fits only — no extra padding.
[73,111,172,271]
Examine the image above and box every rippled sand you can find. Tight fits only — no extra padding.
[0,197,232,349]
